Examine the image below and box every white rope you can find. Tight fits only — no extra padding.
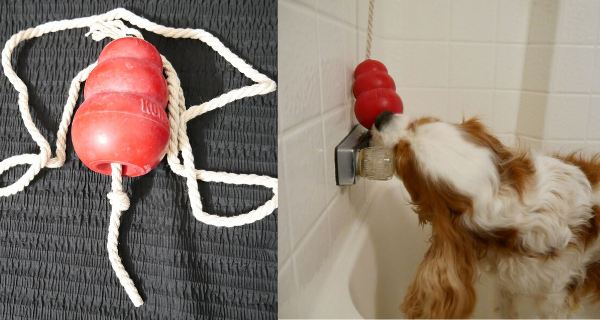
[366,0,375,60]
[106,163,142,307]
[1,8,278,306]
[85,20,144,41]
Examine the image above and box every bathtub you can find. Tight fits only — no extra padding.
[292,178,600,319]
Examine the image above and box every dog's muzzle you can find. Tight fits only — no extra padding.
[374,110,394,131]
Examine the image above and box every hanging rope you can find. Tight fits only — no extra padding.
[366,0,375,60]
[106,163,142,306]
[1,8,278,306]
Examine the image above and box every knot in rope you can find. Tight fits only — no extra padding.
[85,20,143,41]
[107,190,130,211]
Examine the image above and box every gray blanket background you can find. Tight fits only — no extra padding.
[0,1,277,319]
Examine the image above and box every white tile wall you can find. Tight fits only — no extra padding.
[552,45,595,93]
[522,0,600,156]
[326,189,354,244]
[279,2,322,130]
[322,107,351,202]
[528,0,560,44]
[375,3,588,170]
[517,92,548,139]
[359,0,531,138]
[387,42,449,88]
[495,45,526,89]
[316,0,357,25]
[448,90,494,127]
[398,88,449,121]
[279,261,299,314]
[498,133,517,147]
[586,141,600,153]
[522,45,555,92]
[343,27,358,102]
[544,140,587,154]
[360,0,600,177]
[291,0,315,8]
[519,136,544,151]
[396,0,451,41]
[497,0,532,43]
[493,91,521,134]
[592,48,600,92]
[450,44,495,88]
[279,1,371,317]
[588,95,600,140]
[356,0,397,36]
[293,211,331,286]
[556,0,600,44]
[278,138,291,267]
[318,17,348,111]
[536,0,600,152]
[282,117,327,248]
[357,31,385,70]
[544,94,590,140]
[451,0,498,41]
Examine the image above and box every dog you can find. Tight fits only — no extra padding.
[371,110,600,319]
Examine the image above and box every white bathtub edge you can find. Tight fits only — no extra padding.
[301,182,388,319]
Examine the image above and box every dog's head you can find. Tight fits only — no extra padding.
[372,111,505,222]
[371,111,531,318]
[371,111,532,222]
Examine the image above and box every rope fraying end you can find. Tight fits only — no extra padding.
[85,20,143,41]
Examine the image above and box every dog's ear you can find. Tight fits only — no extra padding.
[401,212,477,319]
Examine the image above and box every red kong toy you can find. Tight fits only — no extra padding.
[353,59,403,129]
[71,37,170,177]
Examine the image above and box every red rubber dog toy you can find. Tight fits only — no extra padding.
[71,37,170,177]
[353,59,403,129]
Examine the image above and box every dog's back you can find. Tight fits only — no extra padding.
[556,153,600,207]
[553,153,600,308]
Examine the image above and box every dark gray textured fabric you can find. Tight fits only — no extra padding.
[0,1,277,319]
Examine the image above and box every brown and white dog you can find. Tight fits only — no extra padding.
[371,111,600,319]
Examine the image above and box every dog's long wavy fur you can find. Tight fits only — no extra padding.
[372,115,600,318]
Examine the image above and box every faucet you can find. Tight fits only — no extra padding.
[335,125,395,186]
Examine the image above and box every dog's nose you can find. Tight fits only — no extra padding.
[374,110,394,131]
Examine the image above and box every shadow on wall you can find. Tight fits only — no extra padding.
[516,0,559,145]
